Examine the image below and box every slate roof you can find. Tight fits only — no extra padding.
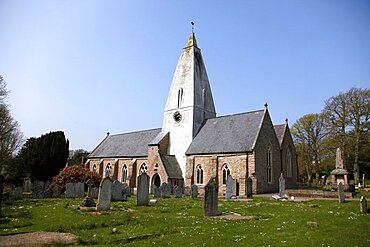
[186,110,265,155]
[89,128,162,158]
[160,155,183,179]
[274,124,286,145]
[149,132,168,145]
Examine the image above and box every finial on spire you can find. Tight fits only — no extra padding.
[285,118,288,124]
[264,102,268,109]
[107,132,110,136]
[191,21,194,33]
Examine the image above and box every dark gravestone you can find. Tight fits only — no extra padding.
[174,185,182,198]
[246,176,253,198]
[360,196,368,214]
[112,180,123,201]
[191,184,198,198]
[44,181,52,198]
[97,177,113,211]
[52,187,60,198]
[204,177,219,216]
[161,182,171,198]
[90,187,99,199]
[137,172,149,206]
[0,174,5,216]
[225,175,233,199]
[279,173,286,198]
[14,186,23,199]
[75,182,84,198]
[65,183,75,198]
[338,182,345,203]
[34,181,45,199]
[153,185,161,198]
[122,183,130,201]
[81,179,96,207]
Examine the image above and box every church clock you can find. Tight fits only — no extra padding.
[173,111,182,123]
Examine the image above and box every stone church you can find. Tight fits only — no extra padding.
[85,32,298,195]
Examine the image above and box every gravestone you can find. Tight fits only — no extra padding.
[279,173,286,198]
[75,182,84,198]
[52,187,60,198]
[65,183,75,198]
[112,180,123,201]
[122,184,130,201]
[23,178,32,192]
[225,175,234,199]
[338,182,345,203]
[90,187,99,199]
[153,185,161,198]
[96,177,113,211]
[161,182,171,198]
[0,174,4,216]
[81,179,96,207]
[34,181,45,198]
[14,186,23,199]
[246,176,253,198]
[360,196,368,214]
[137,172,149,206]
[174,185,182,198]
[44,181,52,198]
[204,177,218,216]
[191,184,198,198]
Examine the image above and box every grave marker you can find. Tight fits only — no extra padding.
[161,182,171,198]
[225,175,234,199]
[96,177,113,211]
[112,180,123,201]
[174,185,182,198]
[204,177,218,216]
[246,176,253,198]
[14,186,23,199]
[360,196,368,214]
[279,173,286,198]
[137,172,149,206]
[191,184,198,198]
[338,182,345,203]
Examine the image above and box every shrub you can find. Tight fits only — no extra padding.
[49,165,101,192]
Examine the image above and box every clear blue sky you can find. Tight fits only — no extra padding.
[1,0,369,151]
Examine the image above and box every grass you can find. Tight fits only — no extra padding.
[0,196,369,246]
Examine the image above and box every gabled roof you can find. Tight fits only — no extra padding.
[89,128,161,158]
[186,110,265,155]
[160,155,183,179]
[274,124,286,145]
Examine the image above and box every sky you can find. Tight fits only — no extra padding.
[0,0,369,151]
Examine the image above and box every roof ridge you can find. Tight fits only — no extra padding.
[109,127,161,137]
[212,109,265,119]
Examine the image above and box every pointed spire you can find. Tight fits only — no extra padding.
[186,32,198,48]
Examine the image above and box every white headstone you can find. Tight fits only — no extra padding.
[338,182,345,203]
[360,196,368,214]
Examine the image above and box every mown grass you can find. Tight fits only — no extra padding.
[0,195,369,246]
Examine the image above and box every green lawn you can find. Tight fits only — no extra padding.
[0,196,369,246]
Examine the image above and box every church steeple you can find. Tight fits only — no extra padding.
[162,31,216,175]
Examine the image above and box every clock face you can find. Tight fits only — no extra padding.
[173,111,182,123]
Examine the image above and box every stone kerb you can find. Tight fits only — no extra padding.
[96,177,113,211]
[137,172,149,206]
[204,177,219,216]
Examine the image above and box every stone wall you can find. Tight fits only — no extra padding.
[280,127,298,188]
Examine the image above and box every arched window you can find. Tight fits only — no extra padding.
[267,147,272,183]
[140,163,148,174]
[287,149,292,177]
[177,88,184,108]
[196,165,204,184]
[122,164,128,182]
[154,164,159,173]
[222,164,231,184]
[92,164,97,173]
[105,163,112,177]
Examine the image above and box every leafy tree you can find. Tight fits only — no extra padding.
[69,149,89,166]
[17,131,69,181]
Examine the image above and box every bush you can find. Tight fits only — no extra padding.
[49,165,101,192]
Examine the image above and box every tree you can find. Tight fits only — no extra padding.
[291,113,329,182]
[17,131,69,181]
[69,149,89,166]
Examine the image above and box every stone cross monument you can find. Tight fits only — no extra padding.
[330,148,349,189]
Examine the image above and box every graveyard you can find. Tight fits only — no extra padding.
[0,189,369,246]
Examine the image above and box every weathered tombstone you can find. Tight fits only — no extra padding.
[338,182,345,203]
[90,187,99,199]
[174,185,182,198]
[137,172,149,206]
[112,180,123,201]
[81,179,96,207]
[161,182,171,198]
[23,178,32,192]
[44,181,52,198]
[360,196,368,214]
[279,173,286,198]
[96,177,113,211]
[34,181,45,199]
[75,182,84,198]
[14,186,23,199]
[65,183,75,198]
[246,176,253,198]
[191,184,198,198]
[0,174,4,216]
[225,175,234,199]
[204,177,218,216]
[122,184,130,201]
[52,187,60,198]
[153,185,161,198]
[363,174,366,189]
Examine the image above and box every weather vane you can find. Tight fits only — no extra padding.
[191,21,194,33]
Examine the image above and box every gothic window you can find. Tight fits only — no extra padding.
[105,163,112,177]
[92,164,97,173]
[177,88,184,108]
[122,164,128,182]
[222,164,231,185]
[287,149,292,177]
[267,147,272,183]
[154,163,159,173]
[140,163,148,174]
[196,165,204,184]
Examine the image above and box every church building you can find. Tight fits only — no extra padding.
[85,32,298,195]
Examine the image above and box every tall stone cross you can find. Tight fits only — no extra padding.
[336,148,344,169]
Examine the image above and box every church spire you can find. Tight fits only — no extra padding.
[186,32,198,48]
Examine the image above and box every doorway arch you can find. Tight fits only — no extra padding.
[152,173,161,187]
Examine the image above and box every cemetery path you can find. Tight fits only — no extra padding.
[0,231,78,247]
